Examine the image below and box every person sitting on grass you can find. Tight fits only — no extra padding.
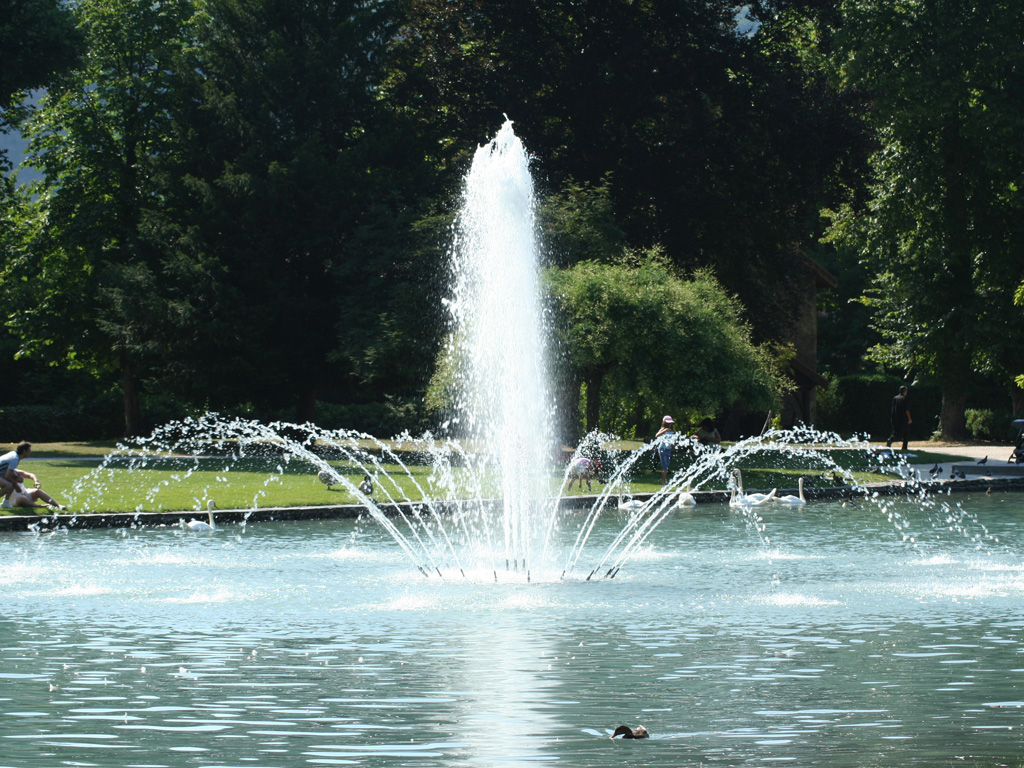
[694,418,722,446]
[0,441,67,510]
[0,440,31,500]
[4,480,68,511]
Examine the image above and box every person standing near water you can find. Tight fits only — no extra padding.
[655,416,675,485]
[886,386,912,451]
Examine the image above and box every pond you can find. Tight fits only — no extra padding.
[2,490,1023,767]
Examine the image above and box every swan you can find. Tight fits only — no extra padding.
[617,494,645,512]
[183,500,217,532]
[775,477,807,506]
[729,469,776,507]
[676,486,696,507]
[612,724,649,739]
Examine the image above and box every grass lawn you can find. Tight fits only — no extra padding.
[0,439,975,516]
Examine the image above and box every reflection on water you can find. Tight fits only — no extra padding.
[2,493,1024,767]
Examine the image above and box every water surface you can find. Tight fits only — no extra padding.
[2,492,1023,767]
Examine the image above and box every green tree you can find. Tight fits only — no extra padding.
[7,0,199,436]
[388,0,862,342]
[174,0,440,423]
[1,0,81,278]
[545,252,786,437]
[539,176,626,268]
[0,0,81,124]
[822,0,1024,437]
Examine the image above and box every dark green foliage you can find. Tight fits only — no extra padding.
[6,0,1020,443]
[0,0,81,110]
[538,177,626,268]
[964,409,1009,442]
[545,253,787,438]
[0,404,119,442]
[314,397,429,438]
[816,373,941,440]
[821,0,1024,438]
[173,0,442,421]
[390,0,864,342]
[6,0,202,435]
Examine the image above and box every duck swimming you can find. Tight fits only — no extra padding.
[612,725,649,739]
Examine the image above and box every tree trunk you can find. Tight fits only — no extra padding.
[297,388,317,424]
[1011,382,1024,418]
[939,388,968,441]
[935,112,971,443]
[629,398,646,439]
[558,372,583,444]
[585,370,603,433]
[122,357,142,437]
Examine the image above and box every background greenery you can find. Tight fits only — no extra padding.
[2,440,978,516]
[3,0,1023,445]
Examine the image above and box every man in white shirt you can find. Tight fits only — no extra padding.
[0,441,67,510]
[0,441,31,499]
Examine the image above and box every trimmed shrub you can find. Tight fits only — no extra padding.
[964,408,1011,441]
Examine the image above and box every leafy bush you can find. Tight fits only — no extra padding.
[964,408,1007,441]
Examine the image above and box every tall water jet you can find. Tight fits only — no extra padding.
[443,118,552,572]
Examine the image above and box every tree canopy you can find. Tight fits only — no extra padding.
[819,0,1024,437]
[3,0,1022,441]
[545,253,787,438]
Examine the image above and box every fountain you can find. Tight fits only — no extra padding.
[14,121,1011,581]
[2,121,1024,767]
[440,116,552,577]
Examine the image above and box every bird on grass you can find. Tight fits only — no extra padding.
[358,475,373,497]
[612,725,649,739]
[317,469,338,488]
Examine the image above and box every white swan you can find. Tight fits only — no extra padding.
[729,469,777,507]
[183,500,217,532]
[617,495,645,512]
[676,487,697,507]
[775,477,806,506]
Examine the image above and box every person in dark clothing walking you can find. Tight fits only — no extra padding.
[886,386,912,451]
